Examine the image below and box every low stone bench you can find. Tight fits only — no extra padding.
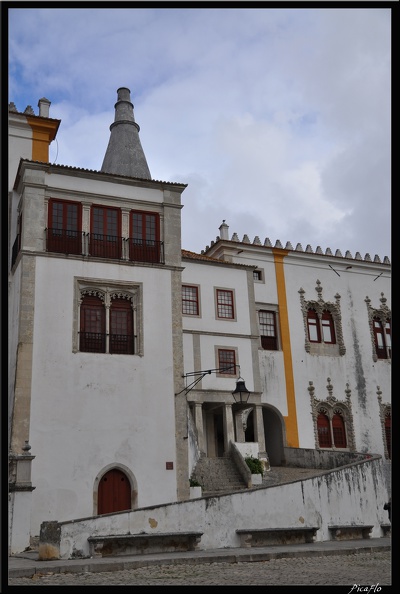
[328,525,373,541]
[88,531,203,557]
[236,527,319,548]
[381,524,391,537]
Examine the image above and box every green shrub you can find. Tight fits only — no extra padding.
[245,456,263,474]
[189,478,202,487]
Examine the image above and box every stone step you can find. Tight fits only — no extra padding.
[191,455,248,494]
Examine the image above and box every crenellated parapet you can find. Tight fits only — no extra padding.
[202,226,390,265]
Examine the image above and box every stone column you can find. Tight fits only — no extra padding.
[235,409,246,443]
[193,403,205,453]
[121,208,130,260]
[253,404,266,452]
[223,404,235,454]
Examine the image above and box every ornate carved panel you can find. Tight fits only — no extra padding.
[308,378,355,451]
[299,280,345,355]
[365,293,391,362]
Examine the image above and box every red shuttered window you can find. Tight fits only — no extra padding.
[317,413,332,448]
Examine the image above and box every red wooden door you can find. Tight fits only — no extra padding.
[98,469,131,515]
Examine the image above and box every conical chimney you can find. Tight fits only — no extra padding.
[101,87,151,179]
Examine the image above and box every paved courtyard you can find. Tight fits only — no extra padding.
[8,550,391,586]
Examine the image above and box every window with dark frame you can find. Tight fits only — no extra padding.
[307,309,321,343]
[79,294,134,355]
[182,285,199,315]
[216,289,234,319]
[217,349,236,375]
[317,411,347,449]
[110,297,134,354]
[258,310,278,350]
[90,205,121,259]
[317,412,332,448]
[332,413,347,448]
[307,308,336,344]
[79,295,106,353]
[373,317,391,360]
[321,310,336,344]
[129,210,161,263]
[253,270,262,281]
[47,198,82,255]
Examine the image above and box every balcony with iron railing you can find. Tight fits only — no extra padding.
[79,332,134,354]
[45,228,164,264]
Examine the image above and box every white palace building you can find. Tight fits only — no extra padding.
[8,88,391,555]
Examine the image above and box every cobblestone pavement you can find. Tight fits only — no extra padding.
[8,551,391,586]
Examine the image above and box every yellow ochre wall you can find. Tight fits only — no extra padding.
[273,249,299,447]
[26,116,59,163]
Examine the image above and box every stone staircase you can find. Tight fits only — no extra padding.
[191,455,248,496]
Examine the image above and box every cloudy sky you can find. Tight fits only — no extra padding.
[8,7,391,260]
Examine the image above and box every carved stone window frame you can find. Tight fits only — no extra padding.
[299,280,345,356]
[308,378,355,451]
[73,277,143,355]
[365,293,391,362]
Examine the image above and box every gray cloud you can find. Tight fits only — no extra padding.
[9,7,391,260]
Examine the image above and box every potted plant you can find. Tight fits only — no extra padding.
[189,478,202,498]
[245,456,263,485]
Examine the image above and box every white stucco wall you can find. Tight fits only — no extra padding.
[27,256,179,536]
[57,458,389,559]
[201,240,390,461]
[8,114,33,192]
[182,261,255,386]
[282,254,391,455]
[45,173,164,205]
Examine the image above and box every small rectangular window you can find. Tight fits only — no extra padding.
[253,270,263,281]
[217,349,236,375]
[182,285,199,316]
[259,310,278,350]
[307,310,321,343]
[216,289,234,319]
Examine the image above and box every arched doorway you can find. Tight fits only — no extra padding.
[98,468,131,514]
[262,406,285,466]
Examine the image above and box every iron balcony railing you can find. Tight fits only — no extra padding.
[45,228,164,264]
[79,332,106,353]
[79,332,134,355]
[89,233,123,259]
[46,228,83,255]
[127,238,164,264]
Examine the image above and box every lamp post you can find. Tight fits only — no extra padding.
[178,366,251,402]
[231,377,251,404]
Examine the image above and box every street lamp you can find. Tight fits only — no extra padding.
[177,366,251,402]
[231,377,251,404]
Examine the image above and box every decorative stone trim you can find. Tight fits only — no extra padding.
[365,293,391,362]
[202,227,391,265]
[9,441,36,492]
[308,378,356,451]
[299,280,345,355]
[377,386,391,459]
[74,279,143,354]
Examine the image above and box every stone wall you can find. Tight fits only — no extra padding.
[47,456,389,559]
